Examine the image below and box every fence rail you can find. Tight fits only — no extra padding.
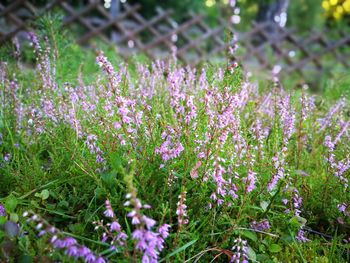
[1,0,350,83]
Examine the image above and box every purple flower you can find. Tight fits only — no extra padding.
[96,54,122,92]
[132,228,166,263]
[324,134,350,190]
[158,224,171,239]
[122,191,171,262]
[268,150,286,191]
[278,95,295,145]
[52,238,65,249]
[38,230,46,237]
[334,120,350,143]
[318,98,346,131]
[127,210,141,225]
[244,170,257,193]
[4,153,10,163]
[176,191,189,226]
[292,190,303,217]
[85,134,105,166]
[338,203,347,213]
[61,237,77,247]
[103,200,115,218]
[65,245,79,257]
[155,128,184,162]
[142,216,156,229]
[0,204,6,216]
[230,238,248,263]
[324,135,335,151]
[27,31,41,52]
[110,221,121,232]
[250,219,270,231]
[95,257,106,263]
[85,253,96,263]
[296,229,309,243]
[78,246,92,257]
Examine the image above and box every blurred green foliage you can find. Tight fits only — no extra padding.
[129,0,326,31]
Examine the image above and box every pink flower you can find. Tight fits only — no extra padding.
[103,200,114,218]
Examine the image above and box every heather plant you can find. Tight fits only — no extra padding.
[1,27,350,262]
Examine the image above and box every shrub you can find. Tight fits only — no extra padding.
[0,30,349,262]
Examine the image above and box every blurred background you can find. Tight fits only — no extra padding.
[0,0,350,89]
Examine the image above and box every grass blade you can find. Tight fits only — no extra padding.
[159,239,198,262]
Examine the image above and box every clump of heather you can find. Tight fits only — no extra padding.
[123,175,171,263]
[230,238,248,263]
[1,33,350,262]
[324,134,350,190]
[23,211,105,263]
[93,199,128,250]
[92,172,171,263]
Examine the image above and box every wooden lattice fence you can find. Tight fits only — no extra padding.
[233,22,350,81]
[1,0,350,83]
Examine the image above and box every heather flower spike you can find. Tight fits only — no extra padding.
[230,238,248,263]
[123,189,171,262]
[97,178,171,263]
[176,191,189,227]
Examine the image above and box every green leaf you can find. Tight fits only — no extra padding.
[10,213,19,223]
[258,244,266,253]
[296,216,307,226]
[58,200,69,209]
[159,239,198,262]
[247,246,257,261]
[5,195,18,213]
[269,244,282,253]
[18,255,33,263]
[68,223,84,234]
[289,216,303,228]
[241,230,257,242]
[256,254,270,261]
[269,188,277,196]
[35,189,50,200]
[260,201,269,211]
[41,190,50,200]
[280,234,293,244]
[30,200,39,207]
[0,216,7,224]
[101,173,116,186]
[94,187,105,198]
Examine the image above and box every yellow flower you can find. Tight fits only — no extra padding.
[322,0,330,10]
[343,0,350,12]
[336,5,344,14]
[330,0,338,5]
[333,11,342,19]
[205,0,216,7]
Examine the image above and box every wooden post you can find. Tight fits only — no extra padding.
[110,0,120,43]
